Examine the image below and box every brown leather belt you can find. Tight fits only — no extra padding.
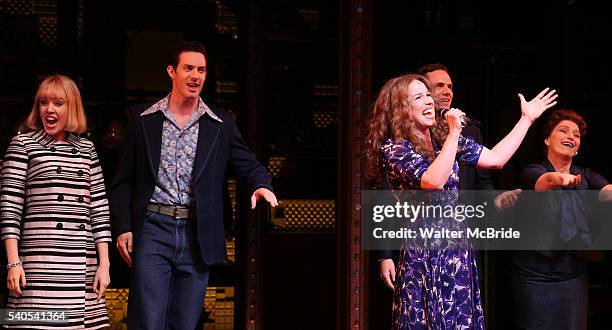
[147,203,195,219]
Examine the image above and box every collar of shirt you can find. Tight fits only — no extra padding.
[140,94,223,123]
[32,129,81,148]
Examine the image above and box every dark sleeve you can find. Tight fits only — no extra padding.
[520,164,549,190]
[467,127,496,190]
[475,168,495,190]
[108,106,142,238]
[377,250,394,260]
[583,168,609,190]
[88,142,112,243]
[226,114,273,194]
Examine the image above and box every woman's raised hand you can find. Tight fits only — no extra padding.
[518,87,558,123]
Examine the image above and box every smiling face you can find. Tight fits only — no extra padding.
[406,80,436,130]
[38,90,69,141]
[423,69,453,110]
[546,119,581,159]
[168,51,207,101]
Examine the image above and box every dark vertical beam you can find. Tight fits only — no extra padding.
[243,0,264,329]
[82,0,125,101]
[57,0,78,77]
[338,0,371,328]
[562,2,579,104]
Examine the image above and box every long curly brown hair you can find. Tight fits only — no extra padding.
[364,74,448,183]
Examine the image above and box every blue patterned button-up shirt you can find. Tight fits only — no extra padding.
[141,95,223,206]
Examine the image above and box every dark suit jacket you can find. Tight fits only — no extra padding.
[109,104,272,265]
[459,124,495,190]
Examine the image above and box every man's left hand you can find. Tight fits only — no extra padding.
[494,189,522,211]
[251,188,278,209]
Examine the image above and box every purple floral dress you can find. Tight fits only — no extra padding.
[381,136,485,330]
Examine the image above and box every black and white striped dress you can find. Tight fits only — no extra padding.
[1,130,111,329]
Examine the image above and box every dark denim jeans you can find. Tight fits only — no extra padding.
[127,210,209,330]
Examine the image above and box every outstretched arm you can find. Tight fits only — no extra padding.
[535,172,582,191]
[477,88,558,169]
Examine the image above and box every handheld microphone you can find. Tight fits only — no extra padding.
[438,108,482,127]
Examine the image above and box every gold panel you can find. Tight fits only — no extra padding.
[227,178,237,218]
[1,0,33,15]
[214,0,238,37]
[313,83,339,97]
[32,0,55,15]
[266,156,286,178]
[226,237,235,262]
[105,287,235,329]
[204,287,235,329]
[271,199,336,232]
[215,81,238,94]
[297,8,320,30]
[38,15,57,48]
[106,288,129,329]
[313,111,338,128]
[226,178,236,262]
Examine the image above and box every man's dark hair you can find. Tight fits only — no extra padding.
[415,63,448,76]
[167,41,208,69]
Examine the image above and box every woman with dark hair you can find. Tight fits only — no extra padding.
[510,109,612,329]
[365,73,557,329]
[1,75,111,329]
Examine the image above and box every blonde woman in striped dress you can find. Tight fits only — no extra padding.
[1,75,111,329]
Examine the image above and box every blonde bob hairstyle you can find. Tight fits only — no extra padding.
[26,74,87,134]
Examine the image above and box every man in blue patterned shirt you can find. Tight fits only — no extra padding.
[110,41,277,329]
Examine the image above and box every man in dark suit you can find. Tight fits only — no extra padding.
[415,63,495,191]
[415,64,521,207]
[109,41,277,329]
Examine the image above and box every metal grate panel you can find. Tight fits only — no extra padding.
[313,111,338,128]
[0,0,33,15]
[271,199,336,232]
[266,156,285,178]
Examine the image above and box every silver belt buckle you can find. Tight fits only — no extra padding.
[173,206,180,219]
